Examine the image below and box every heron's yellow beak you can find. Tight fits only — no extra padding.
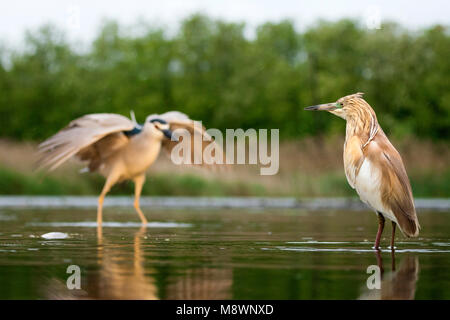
[304,102,338,111]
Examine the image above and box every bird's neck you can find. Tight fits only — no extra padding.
[135,128,163,147]
[345,108,379,148]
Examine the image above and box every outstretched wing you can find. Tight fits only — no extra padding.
[149,112,224,166]
[38,113,134,171]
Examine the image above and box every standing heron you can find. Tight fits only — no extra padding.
[304,93,420,249]
[38,111,219,226]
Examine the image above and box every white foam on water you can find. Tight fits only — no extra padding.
[41,232,69,239]
[30,221,192,228]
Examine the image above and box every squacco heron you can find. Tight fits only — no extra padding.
[305,93,420,249]
[38,111,218,226]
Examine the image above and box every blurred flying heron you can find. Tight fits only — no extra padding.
[38,111,219,226]
[304,93,420,249]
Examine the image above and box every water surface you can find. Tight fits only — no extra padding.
[0,207,448,299]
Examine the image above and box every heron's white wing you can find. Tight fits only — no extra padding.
[146,111,190,123]
[38,113,134,171]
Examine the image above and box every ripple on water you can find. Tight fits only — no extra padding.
[286,241,354,245]
[266,240,450,253]
[28,221,192,228]
[265,246,450,253]
[432,242,450,247]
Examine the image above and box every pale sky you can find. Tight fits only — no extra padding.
[0,0,449,46]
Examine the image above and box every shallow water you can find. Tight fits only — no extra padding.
[0,207,448,299]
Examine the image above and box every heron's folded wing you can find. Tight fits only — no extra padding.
[38,113,134,171]
[370,132,419,237]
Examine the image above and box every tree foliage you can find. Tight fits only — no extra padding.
[0,15,448,141]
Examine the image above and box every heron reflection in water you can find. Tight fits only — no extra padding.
[39,227,232,299]
[359,252,419,300]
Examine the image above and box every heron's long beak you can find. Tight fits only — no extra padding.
[304,102,338,111]
[162,129,174,139]
[162,129,180,141]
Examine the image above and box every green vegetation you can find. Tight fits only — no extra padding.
[0,15,448,198]
[0,165,267,197]
[0,164,447,198]
[0,15,448,141]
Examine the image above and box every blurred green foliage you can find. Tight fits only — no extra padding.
[0,15,448,141]
[0,165,447,198]
[0,165,267,197]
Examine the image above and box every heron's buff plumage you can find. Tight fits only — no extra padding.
[341,94,420,237]
[38,112,220,175]
[37,111,222,227]
[37,114,135,171]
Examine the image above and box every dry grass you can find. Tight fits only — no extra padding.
[1,137,447,197]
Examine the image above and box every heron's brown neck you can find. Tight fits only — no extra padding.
[344,101,379,148]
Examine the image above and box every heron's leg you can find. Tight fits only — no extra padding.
[133,174,148,225]
[374,212,385,250]
[391,247,396,271]
[97,173,119,226]
[390,221,396,250]
[374,250,384,276]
